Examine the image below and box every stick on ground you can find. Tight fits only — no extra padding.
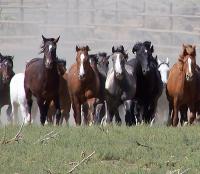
[67,151,95,173]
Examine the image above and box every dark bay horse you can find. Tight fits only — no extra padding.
[166,44,197,126]
[0,55,15,119]
[48,58,71,125]
[24,35,61,125]
[67,46,100,125]
[88,52,109,123]
[104,45,137,126]
[128,41,163,123]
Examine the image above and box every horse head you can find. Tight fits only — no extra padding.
[0,56,14,84]
[111,45,128,80]
[56,58,67,76]
[157,56,170,84]
[76,45,90,80]
[179,44,196,81]
[41,35,60,69]
[132,42,153,75]
[96,52,109,77]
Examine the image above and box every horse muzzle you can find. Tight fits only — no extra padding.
[45,62,53,69]
[116,73,123,80]
[78,74,85,80]
[2,76,10,84]
[186,73,193,81]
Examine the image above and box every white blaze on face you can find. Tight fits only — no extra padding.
[79,53,85,76]
[158,65,169,84]
[115,54,122,74]
[188,57,192,74]
[145,49,148,53]
[49,44,52,52]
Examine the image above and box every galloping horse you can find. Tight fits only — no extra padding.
[48,58,71,125]
[166,44,197,126]
[88,53,109,123]
[67,46,100,125]
[128,41,163,123]
[24,35,61,125]
[0,55,15,120]
[10,73,38,124]
[105,45,137,126]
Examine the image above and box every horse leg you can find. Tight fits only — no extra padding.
[25,89,33,124]
[71,97,81,125]
[180,105,188,125]
[11,102,18,124]
[188,104,196,125]
[95,103,105,124]
[6,105,12,121]
[87,98,96,126]
[115,111,122,125]
[53,96,61,125]
[82,103,89,125]
[124,100,134,126]
[37,99,49,126]
[20,103,29,124]
[167,101,173,126]
[172,99,179,126]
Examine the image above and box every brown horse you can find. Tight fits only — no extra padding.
[0,56,15,118]
[48,59,71,125]
[24,35,61,125]
[67,45,100,125]
[166,44,197,126]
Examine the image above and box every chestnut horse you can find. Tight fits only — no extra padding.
[24,35,61,125]
[0,55,15,120]
[67,46,100,125]
[166,44,197,126]
[48,58,71,125]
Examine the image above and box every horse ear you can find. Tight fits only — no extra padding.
[166,57,169,65]
[42,35,47,42]
[120,45,124,52]
[54,36,60,43]
[86,45,90,52]
[76,45,80,52]
[150,45,154,53]
[112,46,115,53]
[157,57,161,65]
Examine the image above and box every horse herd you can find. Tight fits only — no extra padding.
[0,35,199,127]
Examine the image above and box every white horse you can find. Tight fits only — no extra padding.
[153,57,170,125]
[9,73,38,124]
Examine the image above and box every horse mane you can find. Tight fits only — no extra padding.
[98,52,107,57]
[56,58,66,67]
[112,45,128,59]
[0,53,14,68]
[132,42,143,53]
[179,44,196,59]
[40,38,55,54]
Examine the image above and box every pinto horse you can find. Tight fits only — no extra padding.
[105,45,137,126]
[24,35,61,125]
[67,46,100,125]
[166,44,197,126]
[0,55,15,120]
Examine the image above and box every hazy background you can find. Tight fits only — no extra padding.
[1,0,200,125]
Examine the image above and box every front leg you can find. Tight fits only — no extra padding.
[37,98,49,126]
[53,95,61,125]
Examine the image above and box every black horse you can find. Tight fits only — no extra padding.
[24,35,61,125]
[128,41,163,123]
[104,45,137,126]
[0,55,15,119]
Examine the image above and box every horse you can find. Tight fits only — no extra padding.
[10,73,38,124]
[24,35,61,125]
[67,45,100,125]
[166,44,197,126]
[0,55,15,120]
[104,45,137,126]
[87,52,109,123]
[47,58,71,125]
[154,57,170,125]
[128,41,163,124]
